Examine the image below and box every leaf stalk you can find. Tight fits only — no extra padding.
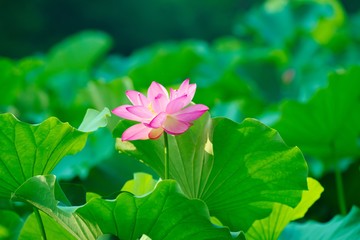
[335,165,347,215]
[164,132,170,179]
[33,207,47,240]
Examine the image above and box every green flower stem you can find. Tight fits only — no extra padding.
[335,165,347,215]
[33,207,47,240]
[164,132,170,179]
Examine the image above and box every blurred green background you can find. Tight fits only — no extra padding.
[1,0,252,58]
[1,0,358,58]
[1,0,360,227]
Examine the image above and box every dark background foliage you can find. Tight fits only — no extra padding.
[1,0,358,58]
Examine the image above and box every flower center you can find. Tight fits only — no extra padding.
[147,103,156,114]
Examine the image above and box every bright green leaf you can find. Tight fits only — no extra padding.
[77,180,238,240]
[139,234,152,240]
[114,113,308,231]
[0,113,88,199]
[0,109,110,196]
[19,211,76,240]
[121,172,158,196]
[280,206,360,239]
[12,175,100,239]
[286,178,323,220]
[246,178,324,240]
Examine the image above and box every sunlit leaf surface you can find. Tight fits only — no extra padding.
[19,212,76,240]
[78,180,239,240]
[13,175,100,240]
[114,113,308,231]
[0,114,87,199]
[0,109,109,198]
[246,178,324,240]
[121,172,158,196]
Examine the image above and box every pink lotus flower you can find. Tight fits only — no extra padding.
[113,79,209,141]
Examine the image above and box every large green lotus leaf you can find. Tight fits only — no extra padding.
[280,206,360,239]
[274,66,360,165]
[19,211,76,240]
[12,175,100,240]
[0,210,23,240]
[114,113,308,231]
[246,178,324,240]
[0,109,109,198]
[77,180,239,240]
[0,113,86,199]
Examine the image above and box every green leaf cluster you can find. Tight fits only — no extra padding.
[1,0,360,238]
[114,114,308,232]
[0,107,311,239]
